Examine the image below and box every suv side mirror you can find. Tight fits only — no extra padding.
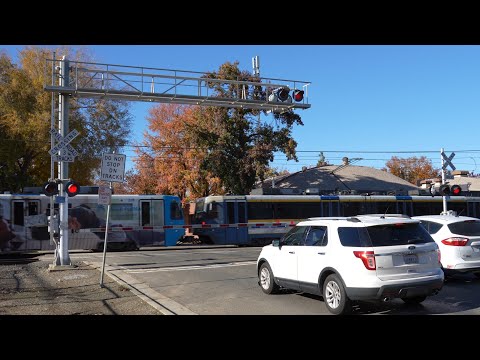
[272,239,280,247]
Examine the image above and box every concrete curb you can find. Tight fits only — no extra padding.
[84,260,197,315]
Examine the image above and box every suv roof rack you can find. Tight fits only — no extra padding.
[307,217,347,221]
[355,214,411,219]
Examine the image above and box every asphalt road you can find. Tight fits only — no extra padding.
[44,246,480,315]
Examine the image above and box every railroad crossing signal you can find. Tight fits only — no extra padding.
[48,128,79,162]
[441,151,456,171]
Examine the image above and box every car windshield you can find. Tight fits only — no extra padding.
[448,220,480,236]
[365,223,434,247]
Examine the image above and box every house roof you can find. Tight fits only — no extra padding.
[258,165,420,194]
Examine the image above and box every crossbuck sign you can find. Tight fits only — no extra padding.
[441,151,456,171]
[48,128,79,162]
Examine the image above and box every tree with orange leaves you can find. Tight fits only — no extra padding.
[383,156,440,185]
[126,104,223,202]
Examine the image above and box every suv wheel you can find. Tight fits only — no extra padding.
[401,296,427,305]
[323,274,351,315]
[259,262,279,294]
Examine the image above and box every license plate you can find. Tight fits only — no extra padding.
[404,254,418,264]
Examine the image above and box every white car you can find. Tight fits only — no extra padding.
[257,214,444,315]
[413,212,480,278]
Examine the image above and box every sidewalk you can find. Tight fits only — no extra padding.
[0,255,162,315]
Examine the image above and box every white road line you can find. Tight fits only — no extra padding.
[84,261,197,315]
[125,260,257,274]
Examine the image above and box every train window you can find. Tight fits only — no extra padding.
[238,202,246,223]
[111,203,133,221]
[275,202,301,219]
[170,200,183,220]
[141,202,150,226]
[46,203,60,216]
[247,202,274,220]
[341,201,361,217]
[28,202,39,216]
[207,201,219,220]
[298,203,322,219]
[467,201,480,217]
[321,202,330,216]
[413,201,434,216]
[448,201,467,216]
[226,202,235,224]
[376,202,393,215]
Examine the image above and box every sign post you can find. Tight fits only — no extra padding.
[441,148,456,213]
[99,153,126,287]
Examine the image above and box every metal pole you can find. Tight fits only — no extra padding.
[57,56,71,266]
[99,181,113,287]
[50,52,57,260]
[441,148,447,213]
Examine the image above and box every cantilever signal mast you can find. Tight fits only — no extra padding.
[44,57,312,267]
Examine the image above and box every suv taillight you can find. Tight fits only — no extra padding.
[437,248,441,263]
[353,251,376,270]
[441,237,468,246]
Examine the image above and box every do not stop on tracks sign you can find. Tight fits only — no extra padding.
[100,153,126,183]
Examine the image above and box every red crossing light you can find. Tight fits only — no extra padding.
[293,89,304,102]
[65,181,80,197]
[451,185,461,196]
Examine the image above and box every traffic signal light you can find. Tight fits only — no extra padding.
[293,89,304,102]
[277,87,290,102]
[43,181,58,196]
[439,184,451,196]
[65,180,80,197]
[451,185,461,196]
[268,87,292,103]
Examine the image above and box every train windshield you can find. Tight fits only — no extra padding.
[194,199,206,222]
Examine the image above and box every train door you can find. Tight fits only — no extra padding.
[12,200,40,229]
[322,200,341,216]
[12,199,41,247]
[139,199,164,246]
[225,199,248,245]
[395,199,413,216]
[468,201,479,218]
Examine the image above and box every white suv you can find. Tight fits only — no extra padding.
[413,212,480,278]
[257,214,444,315]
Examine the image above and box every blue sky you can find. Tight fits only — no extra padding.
[3,45,480,174]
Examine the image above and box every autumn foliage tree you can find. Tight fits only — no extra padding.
[127,104,223,201]
[191,61,303,195]
[383,156,440,185]
[0,46,132,192]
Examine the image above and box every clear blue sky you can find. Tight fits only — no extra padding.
[3,45,480,174]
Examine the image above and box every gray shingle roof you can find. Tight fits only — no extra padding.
[258,165,420,194]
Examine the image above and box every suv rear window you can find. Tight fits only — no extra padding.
[338,223,434,247]
[448,220,480,236]
[366,223,434,247]
[338,227,372,247]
